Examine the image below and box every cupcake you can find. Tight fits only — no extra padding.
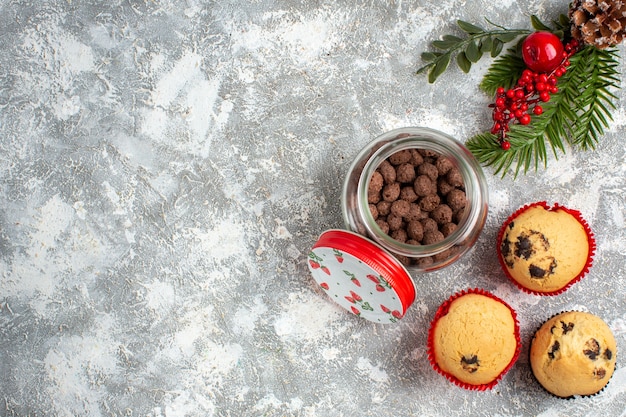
[427,289,521,390]
[530,311,617,398]
[497,202,595,295]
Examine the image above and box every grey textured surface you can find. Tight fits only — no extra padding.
[0,1,625,416]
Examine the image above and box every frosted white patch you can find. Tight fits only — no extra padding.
[150,53,167,75]
[144,280,176,312]
[101,181,120,205]
[237,66,256,83]
[73,200,87,220]
[185,217,245,262]
[53,94,81,120]
[215,99,234,129]
[541,147,578,185]
[232,296,268,335]
[609,198,625,229]
[56,33,95,74]
[601,366,626,400]
[273,292,345,342]
[321,347,341,361]
[285,244,301,260]
[274,224,292,240]
[184,77,220,140]
[487,188,510,216]
[289,397,304,411]
[152,52,203,107]
[230,24,270,54]
[278,14,338,65]
[229,10,345,67]
[31,194,74,248]
[140,106,168,139]
[43,313,119,416]
[567,182,600,224]
[536,409,562,417]
[394,7,438,46]
[162,390,215,417]
[492,283,541,310]
[89,25,118,50]
[378,109,460,140]
[610,317,626,335]
[254,394,283,411]
[142,51,229,157]
[196,341,244,386]
[356,357,389,383]
[608,107,626,130]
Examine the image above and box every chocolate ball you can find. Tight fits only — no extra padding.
[407,220,424,241]
[390,199,411,217]
[378,160,396,184]
[388,149,412,165]
[419,194,441,212]
[382,182,401,202]
[430,204,453,225]
[447,189,467,212]
[413,175,433,197]
[396,163,416,183]
[376,200,392,216]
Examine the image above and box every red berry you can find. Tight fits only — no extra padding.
[496,87,505,95]
[540,91,550,102]
[506,89,515,98]
[515,89,525,99]
[521,31,565,73]
[501,140,511,150]
[533,105,543,115]
[520,114,531,125]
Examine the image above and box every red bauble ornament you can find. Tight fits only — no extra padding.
[521,31,564,73]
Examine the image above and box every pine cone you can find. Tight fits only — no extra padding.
[569,0,626,49]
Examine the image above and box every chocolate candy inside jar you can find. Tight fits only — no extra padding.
[342,127,488,272]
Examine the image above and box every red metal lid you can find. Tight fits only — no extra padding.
[308,229,416,323]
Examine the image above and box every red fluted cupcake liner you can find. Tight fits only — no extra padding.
[427,288,522,391]
[496,201,595,296]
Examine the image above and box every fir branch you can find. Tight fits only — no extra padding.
[565,46,620,149]
[479,49,526,95]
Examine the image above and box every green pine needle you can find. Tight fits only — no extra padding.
[479,49,526,95]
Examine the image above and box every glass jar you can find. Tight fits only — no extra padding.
[341,127,488,272]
